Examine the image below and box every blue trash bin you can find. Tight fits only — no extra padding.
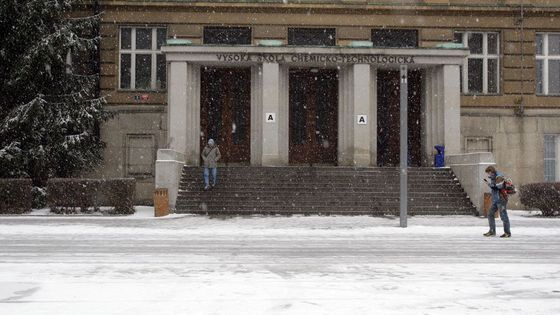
[434,145,445,167]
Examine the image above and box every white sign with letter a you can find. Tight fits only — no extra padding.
[265,113,276,123]
[357,115,367,125]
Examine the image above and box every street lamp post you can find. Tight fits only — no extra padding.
[399,65,408,228]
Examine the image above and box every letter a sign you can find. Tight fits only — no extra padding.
[357,115,367,125]
[265,113,276,123]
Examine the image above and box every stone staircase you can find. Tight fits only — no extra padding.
[176,166,477,215]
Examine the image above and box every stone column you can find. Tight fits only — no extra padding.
[423,68,435,164]
[185,64,201,166]
[422,68,430,164]
[260,63,286,165]
[352,64,372,166]
[251,65,263,166]
[441,65,461,155]
[278,65,289,164]
[167,61,188,155]
[338,66,353,166]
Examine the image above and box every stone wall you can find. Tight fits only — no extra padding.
[461,108,560,209]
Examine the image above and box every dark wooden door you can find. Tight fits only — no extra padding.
[377,69,422,167]
[289,69,338,165]
[200,67,251,164]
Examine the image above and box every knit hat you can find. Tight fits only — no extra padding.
[208,139,215,145]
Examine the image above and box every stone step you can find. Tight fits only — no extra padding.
[176,197,474,207]
[175,166,476,216]
[178,191,469,197]
[182,180,460,185]
[179,178,461,183]
[175,206,474,215]
[177,203,473,210]
[182,167,453,173]
[177,204,474,212]
[180,169,456,174]
[178,186,466,193]
[177,195,473,203]
[179,173,458,179]
[178,186,467,193]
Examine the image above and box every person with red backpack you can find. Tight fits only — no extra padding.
[483,166,512,238]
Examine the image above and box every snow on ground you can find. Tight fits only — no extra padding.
[0,209,559,315]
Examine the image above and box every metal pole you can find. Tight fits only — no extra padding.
[399,65,408,228]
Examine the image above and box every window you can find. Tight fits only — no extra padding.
[288,28,336,46]
[119,27,167,90]
[126,134,155,177]
[536,33,560,95]
[544,135,559,182]
[203,27,252,45]
[371,29,418,48]
[454,32,500,94]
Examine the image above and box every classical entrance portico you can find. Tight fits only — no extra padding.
[157,44,468,208]
[161,45,467,169]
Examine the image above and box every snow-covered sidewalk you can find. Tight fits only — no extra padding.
[1,209,559,314]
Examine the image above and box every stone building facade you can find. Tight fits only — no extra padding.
[95,0,560,209]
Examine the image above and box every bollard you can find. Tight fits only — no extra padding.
[153,188,169,217]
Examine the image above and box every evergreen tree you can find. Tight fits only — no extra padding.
[0,0,111,187]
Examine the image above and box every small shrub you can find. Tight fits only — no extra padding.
[47,179,101,214]
[32,186,47,209]
[0,179,32,214]
[105,179,135,215]
[519,182,560,217]
[47,178,135,215]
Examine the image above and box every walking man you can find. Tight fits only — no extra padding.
[201,139,221,191]
[483,165,512,238]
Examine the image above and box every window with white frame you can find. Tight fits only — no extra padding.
[544,134,559,182]
[119,27,167,90]
[536,33,560,95]
[454,32,500,94]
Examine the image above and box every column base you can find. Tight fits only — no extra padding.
[262,154,288,166]
[155,149,186,211]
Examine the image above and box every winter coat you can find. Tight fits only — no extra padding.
[201,145,221,168]
[487,172,506,204]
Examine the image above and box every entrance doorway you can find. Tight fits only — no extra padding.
[200,67,251,164]
[289,68,338,165]
[377,69,423,167]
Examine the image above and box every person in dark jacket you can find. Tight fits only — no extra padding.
[201,139,221,191]
[483,165,511,238]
